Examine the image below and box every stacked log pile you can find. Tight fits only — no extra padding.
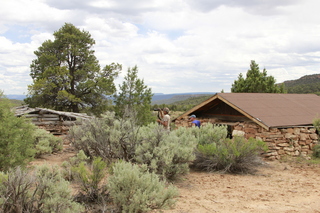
[14,106,93,135]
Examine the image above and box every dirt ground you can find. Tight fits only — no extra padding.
[30,147,320,213]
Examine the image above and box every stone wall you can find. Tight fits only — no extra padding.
[233,122,318,160]
[174,118,319,160]
[174,117,219,128]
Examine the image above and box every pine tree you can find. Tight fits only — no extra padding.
[231,60,286,93]
[114,66,153,125]
[0,91,36,171]
[25,23,121,115]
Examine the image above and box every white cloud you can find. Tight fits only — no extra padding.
[1,0,320,95]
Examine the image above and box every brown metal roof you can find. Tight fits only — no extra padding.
[175,93,320,129]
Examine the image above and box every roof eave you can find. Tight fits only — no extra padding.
[218,96,270,130]
[174,93,270,130]
[173,94,219,121]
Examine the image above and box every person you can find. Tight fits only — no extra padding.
[157,107,171,130]
[189,114,201,128]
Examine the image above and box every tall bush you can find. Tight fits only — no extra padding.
[69,112,198,180]
[68,111,139,161]
[193,135,268,173]
[0,93,36,171]
[0,166,84,213]
[72,157,108,203]
[33,128,63,157]
[61,150,90,181]
[108,161,178,213]
[190,123,228,145]
[134,123,198,180]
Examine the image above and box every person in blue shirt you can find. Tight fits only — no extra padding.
[189,114,201,128]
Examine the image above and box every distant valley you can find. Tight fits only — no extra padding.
[6,73,320,105]
[6,92,216,105]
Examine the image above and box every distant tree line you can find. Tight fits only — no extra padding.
[282,74,320,94]
[151,95,212,112]
[231,60,286,93]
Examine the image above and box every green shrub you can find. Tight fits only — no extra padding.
[134,123,198,180]
[0,93,36,171]
[193,135,268,174]
[0,167,33,212]
[69,111,198,181]
[33,165,85,212]
[0,166,84,213]
[68,111,139,161]
[108,161,178,213]
[72,157,108,203]
[33,128,63,157]
[312,144,320,158]
[61,150,90,181]
[191,123,228,145]
[312,117,320,134]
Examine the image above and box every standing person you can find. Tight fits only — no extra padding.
[157,107,171,130]
[189,114,201,128]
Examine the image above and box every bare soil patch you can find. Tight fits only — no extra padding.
[163,161,320,213]
[30,148,320,213]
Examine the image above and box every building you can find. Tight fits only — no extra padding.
[174,93,320,159]
[14,106,93,136]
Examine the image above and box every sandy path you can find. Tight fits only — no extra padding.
[31,150,320,213]
[163,162,320,213]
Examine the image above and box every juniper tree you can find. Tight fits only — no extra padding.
[25,23,121,115]
[113,65,153,125]
[0,91,36,171]
[231,60,285,93]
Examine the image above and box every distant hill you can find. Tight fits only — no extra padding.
[151,92,216,105]
[282,74,320,94]
[6,93,216,105]
[6,94,26,100]
[170,95,213,106]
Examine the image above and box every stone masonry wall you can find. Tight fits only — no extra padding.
[233,122,318,160]
[174,118,318,160]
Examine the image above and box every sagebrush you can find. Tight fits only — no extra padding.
[70,113,198,180]
[135,123,198,180]
[0,166,84,213]
[0,94,36,171]
[192,125,268,173]
[68,111,138,161]
[72,157,109,204]
[108,161,178,213]
[33,128,63,157]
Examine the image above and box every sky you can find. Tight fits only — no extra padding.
[1,0,320,95]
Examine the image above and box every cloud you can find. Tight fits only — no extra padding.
[185,0,299,15]
[1,0,320,95]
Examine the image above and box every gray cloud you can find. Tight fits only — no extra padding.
[45,0,159,16]
[186,0,298,15]
[1,0,320,94]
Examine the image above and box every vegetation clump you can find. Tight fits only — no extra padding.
[68,111,139,162]
[69,113,198,181]
[134,123,198,180]
[33,128,63,157]
[192,124,268,173]
[108,161,178,213]
[0,166,84,213]
[72,157,109,204]
[0,92,36,171]
[312,144,320,158]
[231,60,286,93]
[25,23,121,115]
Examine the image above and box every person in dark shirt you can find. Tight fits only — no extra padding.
[189,114,201,128]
